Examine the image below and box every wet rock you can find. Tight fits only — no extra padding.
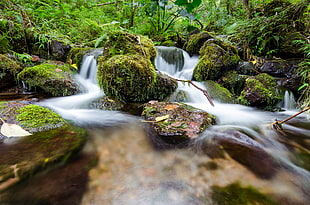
[98,55,177,103]
[0,54,23,90]
[203,80,235,103]
[183,31,213,56]
[204,129,278,179]
[0,153,96,205]
[238,73,282,108]
[236,61,257,76]
[218,71,247,96]
[142,102,216,149]
[0,102,86,191]
[49,40,71,62]
[193,39,240,81]
[259,59,301,78]
[17,63,79,97]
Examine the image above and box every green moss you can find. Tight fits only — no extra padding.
[204,80,235,103]
[102,31,156,62]
[219,71,247,95]
[212,182,278,205]
[0,54,23,76]
[193,41,240,81]
[17,63,78,96]
[16,104,66,132]
[238,73,282,107]
[184,31,213,55]
[98,54,156,103]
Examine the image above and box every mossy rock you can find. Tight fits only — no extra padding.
[193,39,240,81]
[17,63,79,97]
[0,124,86,192]
[0,54,23,89]
[218,71,247,96]
[101,30,157,62]
[212,182,278,205]
[0,102,66,135]
[98,54,177,103]
[142,102,216,146]
[203,80,235,103]
[0,102,86,191]
[184,31,213,56]
[238,73,282,108]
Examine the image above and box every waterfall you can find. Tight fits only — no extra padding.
[283,90,297,110]
[39,50,135,126]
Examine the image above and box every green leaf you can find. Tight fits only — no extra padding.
[174,0,202,12]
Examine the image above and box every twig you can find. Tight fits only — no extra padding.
[272,106,310,130]
[175,79,215,107]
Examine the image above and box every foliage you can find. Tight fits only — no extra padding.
[295,39,310,110]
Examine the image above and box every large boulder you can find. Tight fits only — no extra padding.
[0,102,86,191]
[0,54,23,90]
[238,73,282,108]
[193,39,240,81]
[97,31,177,103]
[142,102,216,148]
[183,31,213,56]
[98,54,156,103]
[17,63,79,97]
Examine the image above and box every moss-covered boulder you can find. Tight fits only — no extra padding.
[142,102,216,148]
[101,30,157,62]
[218,71,248,96]
[0,54,23,90]
[98,54,156,102]
[184,31,213,56]
[17,63,79,97]
[193,39,240,81]
[238,73,282,108]
[0,102,86,192]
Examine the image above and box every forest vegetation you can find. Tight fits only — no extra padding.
[1,0,310,107]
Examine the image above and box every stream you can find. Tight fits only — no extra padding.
[2,47,310,204]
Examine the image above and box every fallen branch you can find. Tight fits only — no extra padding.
[272,106,310,130]
[175,79,215,107]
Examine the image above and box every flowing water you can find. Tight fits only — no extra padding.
[5,47,309,204]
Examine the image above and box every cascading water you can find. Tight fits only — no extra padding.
[39,49,135,126]
[155,46,310,200]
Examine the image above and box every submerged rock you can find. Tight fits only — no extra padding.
[0,102,86,192]
[17,63,79,97]
[202,129,279,179]
[238,73,282,108]
[142,102,216,148]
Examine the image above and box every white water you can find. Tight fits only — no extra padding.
[155,46,310,189]
[39,51,136,127]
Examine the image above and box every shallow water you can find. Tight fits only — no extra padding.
[1,46,309,204]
